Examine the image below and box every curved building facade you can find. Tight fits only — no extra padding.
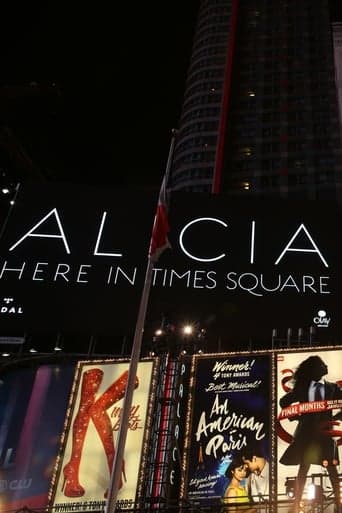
[171,0,233,192]
[171,0,342,201]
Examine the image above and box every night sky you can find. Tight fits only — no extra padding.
[0,3,199,188]
[0,1,341,189]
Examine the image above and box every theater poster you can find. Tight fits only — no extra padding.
[50,359,155,512]
[277,348,342,501]
[182,353,271,504]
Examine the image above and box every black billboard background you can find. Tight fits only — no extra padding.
[150,191,342,349]
[0,182,156,340]
[0,182,341,350]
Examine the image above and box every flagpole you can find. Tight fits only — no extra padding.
[105,129,177,513]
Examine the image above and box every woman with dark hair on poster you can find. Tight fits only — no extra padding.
[279,355,342,511]
[221,456,256,512]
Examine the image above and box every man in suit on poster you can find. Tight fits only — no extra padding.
[279,355,342,512]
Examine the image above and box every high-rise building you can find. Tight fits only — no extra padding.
[170,0,342,201]
[333,22,342,129]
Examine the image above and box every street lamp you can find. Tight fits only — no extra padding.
[150,320,206,356]
[182,324,194,336]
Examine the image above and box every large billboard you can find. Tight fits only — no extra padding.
[180,347,342,510]
[0,362,75,512]
[49,359,156,512]
[277,349,342,509]
[181,353,271,505]
[0,183,155,339]
[0,347,342,512]
[0,182,341,348]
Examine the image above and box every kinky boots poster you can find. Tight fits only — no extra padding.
[181,353,271,505]
[50,359,155,512]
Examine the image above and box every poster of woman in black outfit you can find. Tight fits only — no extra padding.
[279,355,342,510]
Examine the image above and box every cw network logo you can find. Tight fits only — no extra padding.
[313,309,331,328]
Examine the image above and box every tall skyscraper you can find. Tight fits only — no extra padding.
[170,0,342,201]
[333,22,342,129]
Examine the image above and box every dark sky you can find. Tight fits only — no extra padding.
[0,1,341,189]
[0,3,200,188]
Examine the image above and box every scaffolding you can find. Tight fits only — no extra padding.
[140,352,185,509]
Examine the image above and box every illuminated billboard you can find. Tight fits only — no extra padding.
[276,348,342,509]
[181,353,271,505]
[0,346,342,512]
[181,347,342,510]
[49,359,156,512]
[0,362,75,512]
[0,182,341,347]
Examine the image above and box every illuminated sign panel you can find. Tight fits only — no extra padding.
[0,346,342,511]
[181,347,342,510]
[0,363,75,512]
[181,354,271,504]
[0,183,341,345]
[276,349,342,506]
[50,359,155,512]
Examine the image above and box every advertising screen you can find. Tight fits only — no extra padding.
[181,353,271,505]
[277,348,342,508]
[0,182,341,348]
[0,182,156,338]
[0,362,75,512]
[50,359,155,512]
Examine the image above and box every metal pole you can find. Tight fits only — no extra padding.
[287,328,292,347]
[105,257,154,513]
[105,130,176,513]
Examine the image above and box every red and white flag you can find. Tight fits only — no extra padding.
[148,173,171,262]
